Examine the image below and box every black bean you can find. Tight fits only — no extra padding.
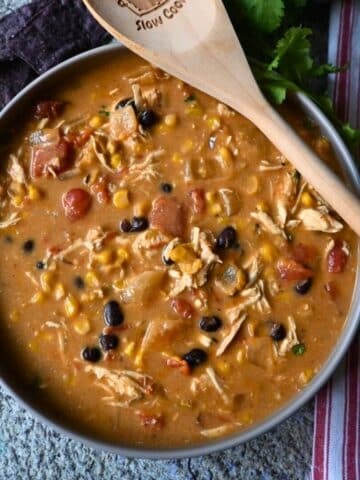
[82,346,101,363]
[138,109,158,128]
[294,278,313,295]
[22,239,35,254]
[120,219,132,233]
[162,254,174,266]
[74,276,85,290]
[270,323,286,341]
[199,316,222,332]
[104,300,124,327]
[183,348,207,368]
[115,97,136,111]
[161,183,173,194]
[36,261,45,270]
[216,226,237,249]
[99,334,119,351]
[130,216,149,232]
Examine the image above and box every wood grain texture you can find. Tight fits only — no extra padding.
[84,0,360,236]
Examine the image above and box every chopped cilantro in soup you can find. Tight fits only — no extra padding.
[0,52,356,447]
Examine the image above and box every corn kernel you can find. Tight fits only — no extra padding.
[40,271,54,293]
[113,279,125,290]
[301,191,315,208]
[218,147,233,167]
[172,153,183,164]
[124,341,135,356]
[154,123,171,135]
[164,113,177,127]
[181,139,194,154]
[185,103,203,116]
[216,360,230,375]
[206,116,221,131]
[133,200,150,217]
[85,270,100,288]
[245,175,259,195]
[299,368,314,385]
[28,185,41,201]
[53,282,66,301]
[89,115,104,128]
[117,248,129,264]
[236,348,245,363]
[209,203,222,215]
[62,373,76,386]
[64,294,79,318]
[110,153,123,169]
[113,189,130,209]
[205,191,216,204]
[10,310,20,322]
[30,291,46,304]
[259,243,277,263]
[95,249,115,265]
[12,194,23,207]
[169,245,196,264]
[107,140,117,155]
[73,315,90,335]
[256,200,268,212]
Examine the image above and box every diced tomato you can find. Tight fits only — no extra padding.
[64,127,92,148]
[166,357,191,375]
[327,241,348,273]
[292,243,318,266]
[137,412,164,429]
[324,281,338,300]
[90,175,111,204]
[149,196,186,237]
[30,138,73,178]
[34,100,64,119]
[170,298,193,319]
[187,188,206,214]
[277,257,314,281]
[62,188,92,222]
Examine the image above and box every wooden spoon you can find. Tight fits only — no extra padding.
[83,0,360,235]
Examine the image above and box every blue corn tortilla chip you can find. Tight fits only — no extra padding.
[0,0,111,109]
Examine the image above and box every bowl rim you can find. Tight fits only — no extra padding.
[0,42,359,460]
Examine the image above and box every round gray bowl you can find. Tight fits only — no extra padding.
[0,43,359,459]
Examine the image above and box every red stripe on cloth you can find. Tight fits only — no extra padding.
[334,0,354,121]
[313,383,330,480]
[343,350,350,479]
[325,378,333,480]
[345,340,360,479]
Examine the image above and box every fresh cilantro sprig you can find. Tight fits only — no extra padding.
[224,0,360,151]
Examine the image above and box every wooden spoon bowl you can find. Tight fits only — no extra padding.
[84,0,360,235]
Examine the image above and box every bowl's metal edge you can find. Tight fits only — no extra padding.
[0,43,359,460]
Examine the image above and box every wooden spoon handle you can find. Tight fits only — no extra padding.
[243,103,360,235]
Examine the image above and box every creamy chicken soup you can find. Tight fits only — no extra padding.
[0,51,356,447]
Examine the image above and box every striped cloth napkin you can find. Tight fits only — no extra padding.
[312,1,360,479]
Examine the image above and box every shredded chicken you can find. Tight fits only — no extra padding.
[298,207,343,233]
[7,155,27,185]
[85,365,153,407]
[132,229,170,257]
[121,150,163,185]
[259,160,285,171]
[168,228,221,297]
[205,367,229,404]
[216,313,247,356]
[274,172,297,228]
[250,210,287,239]
[0,212,21,229]
[132,83,145,110]
[278,316,299,356]
[90,136,115,172]
[200,425,232,438]
[225,280,270,323]
[242,255,263,287]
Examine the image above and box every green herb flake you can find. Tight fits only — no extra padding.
[292,342,306,356]
[99,108,110,117]
[184,95,196,103]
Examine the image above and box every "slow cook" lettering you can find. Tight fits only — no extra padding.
[135,0,187,31]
